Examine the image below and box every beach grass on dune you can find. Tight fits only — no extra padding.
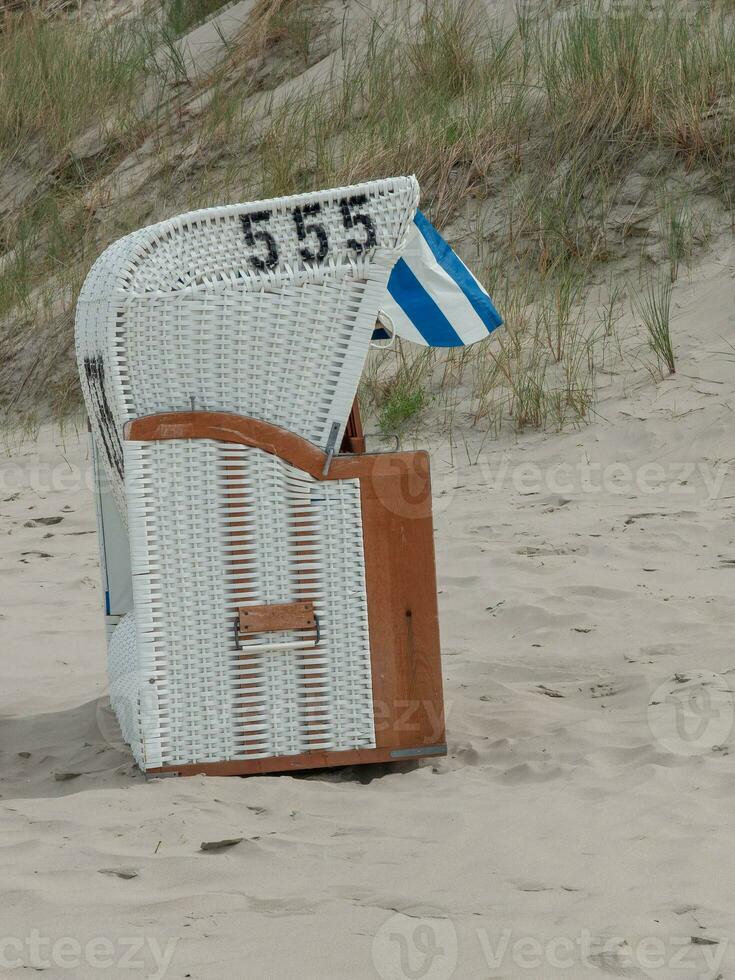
[0,14,148,161]
[158,0,233,36]
[634,272,676,376]
[0,0,731,429]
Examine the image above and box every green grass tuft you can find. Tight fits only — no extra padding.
[159,0,233,36]
[634,274,676,375]
[378,382,428,437]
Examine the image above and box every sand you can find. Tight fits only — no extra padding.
[2,251,735,979]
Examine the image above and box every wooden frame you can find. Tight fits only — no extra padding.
[340,400,366,454]
[125,411,446,777]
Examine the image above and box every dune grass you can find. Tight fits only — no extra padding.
[362,343,435,438]
[251,0,735,244]
[159,0,233,36]
[238,0,733,432]
[0,0,731,430]
[634,273,676,375]
[0,13,149,162]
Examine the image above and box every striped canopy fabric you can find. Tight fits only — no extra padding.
[379,210,502,347]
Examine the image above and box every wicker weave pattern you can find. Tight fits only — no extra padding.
[106,612,145,765]
[76,177,419,519]
[122,437,374,768]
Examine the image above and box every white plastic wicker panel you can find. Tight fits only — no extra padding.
[123,437,374,769]
[107,611,146,768]
[76,177,419,520]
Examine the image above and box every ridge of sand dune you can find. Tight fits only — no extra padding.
[1,252,734,977]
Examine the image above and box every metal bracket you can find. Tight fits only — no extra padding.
[322,421,342,477]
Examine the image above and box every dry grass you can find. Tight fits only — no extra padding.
[250,1,735,249]
[0,13,148,161]
[0,0,732,432]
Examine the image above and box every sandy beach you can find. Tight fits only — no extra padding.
[1,245,734,979]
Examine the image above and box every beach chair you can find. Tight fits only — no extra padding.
[76,177,446,775]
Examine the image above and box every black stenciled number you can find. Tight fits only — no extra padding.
[84,354,124,480]
[292,203,329,263]
[340,194,377,254]
[240,210,279,270]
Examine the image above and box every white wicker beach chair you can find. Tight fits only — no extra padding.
[77,177,446,776]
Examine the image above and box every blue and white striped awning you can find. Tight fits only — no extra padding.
[379,211,502,347]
